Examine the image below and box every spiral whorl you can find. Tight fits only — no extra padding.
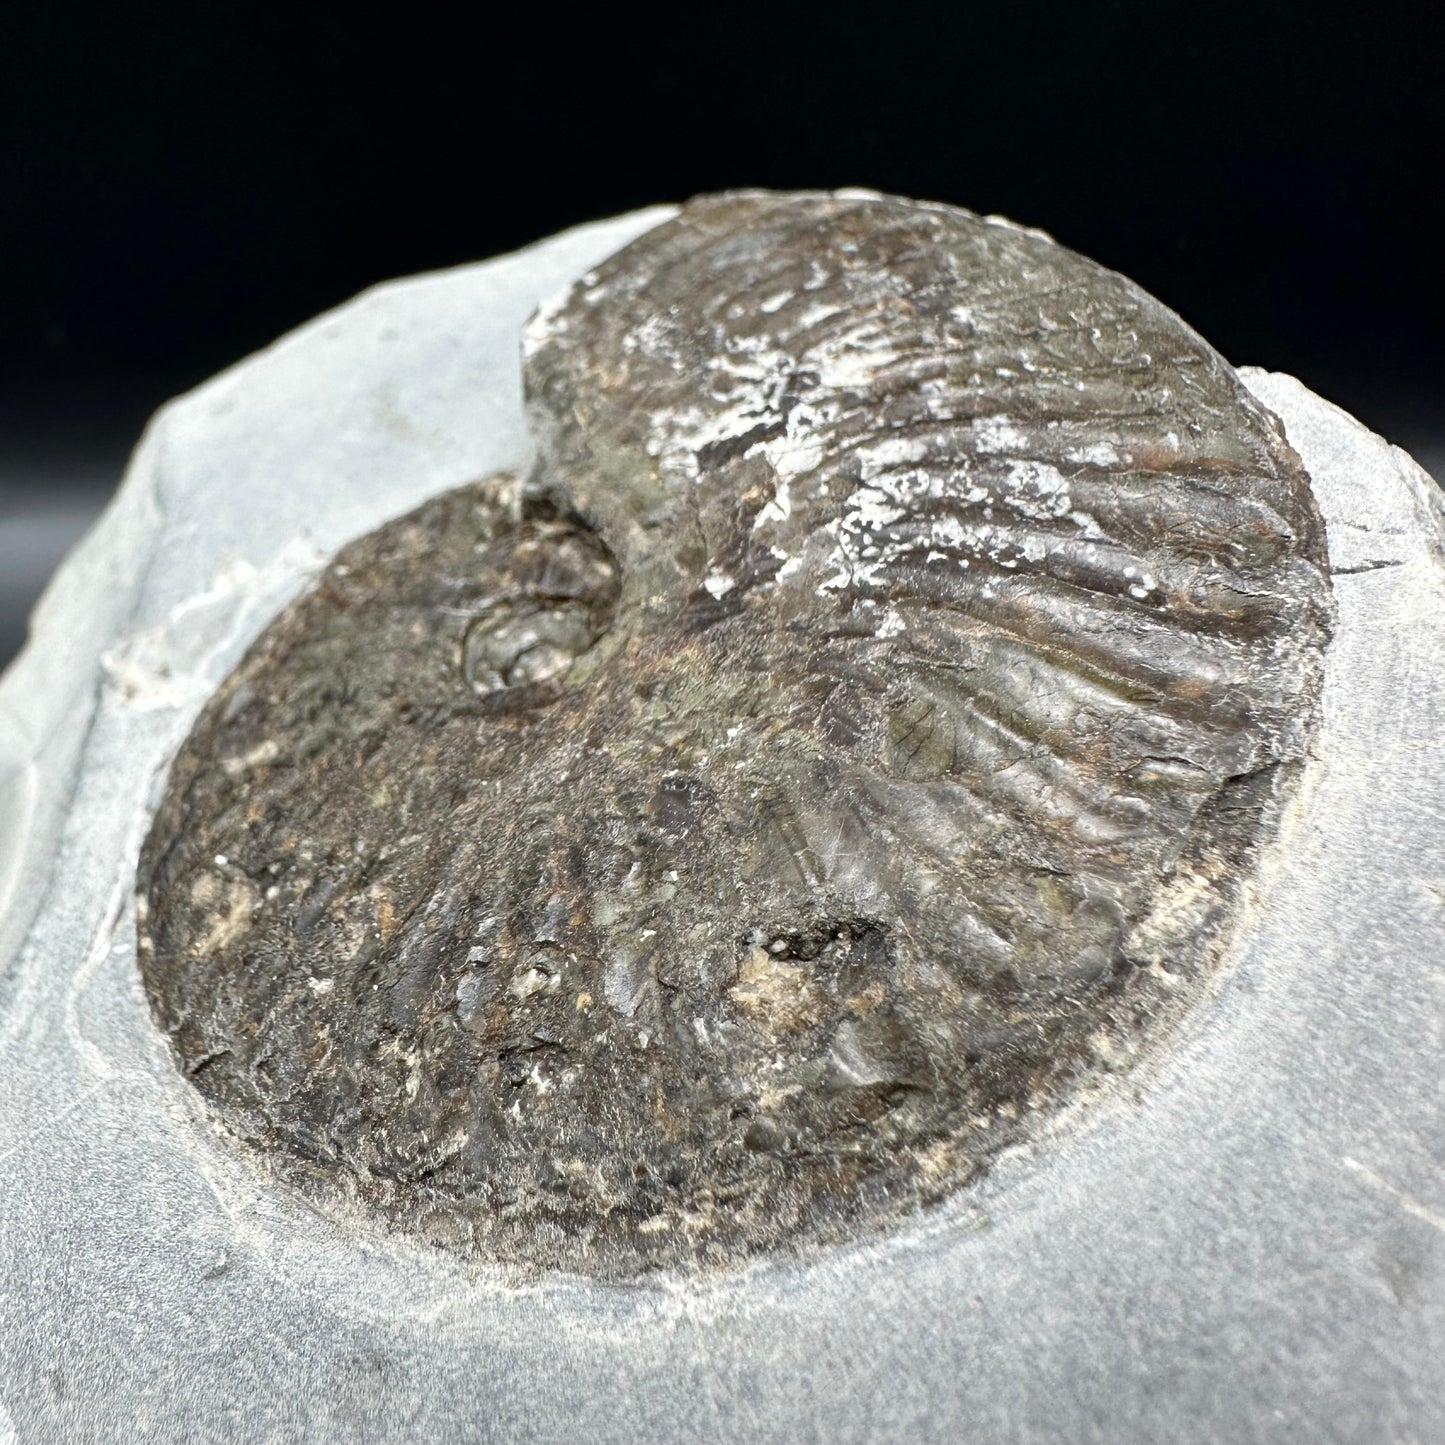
[138,192,1331,1274]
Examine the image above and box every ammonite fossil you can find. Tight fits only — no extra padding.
[138,191,1332,1276]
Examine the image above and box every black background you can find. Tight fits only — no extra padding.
[0,0,1441,659]
[5,0,1442,434]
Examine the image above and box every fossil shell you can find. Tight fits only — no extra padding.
[138,191,1332,1275]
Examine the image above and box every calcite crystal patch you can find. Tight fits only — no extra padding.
[137,192,1333,1275]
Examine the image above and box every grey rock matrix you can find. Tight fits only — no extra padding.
[1,196,1439,1444]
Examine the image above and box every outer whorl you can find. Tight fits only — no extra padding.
[138,192,1332,1275]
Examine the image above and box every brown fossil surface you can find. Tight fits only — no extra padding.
[138,191,1332,1276]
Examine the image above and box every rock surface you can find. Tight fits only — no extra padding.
[0,200,1442,1441]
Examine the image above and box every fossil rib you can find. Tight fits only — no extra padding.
[138,191,1332,1275]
